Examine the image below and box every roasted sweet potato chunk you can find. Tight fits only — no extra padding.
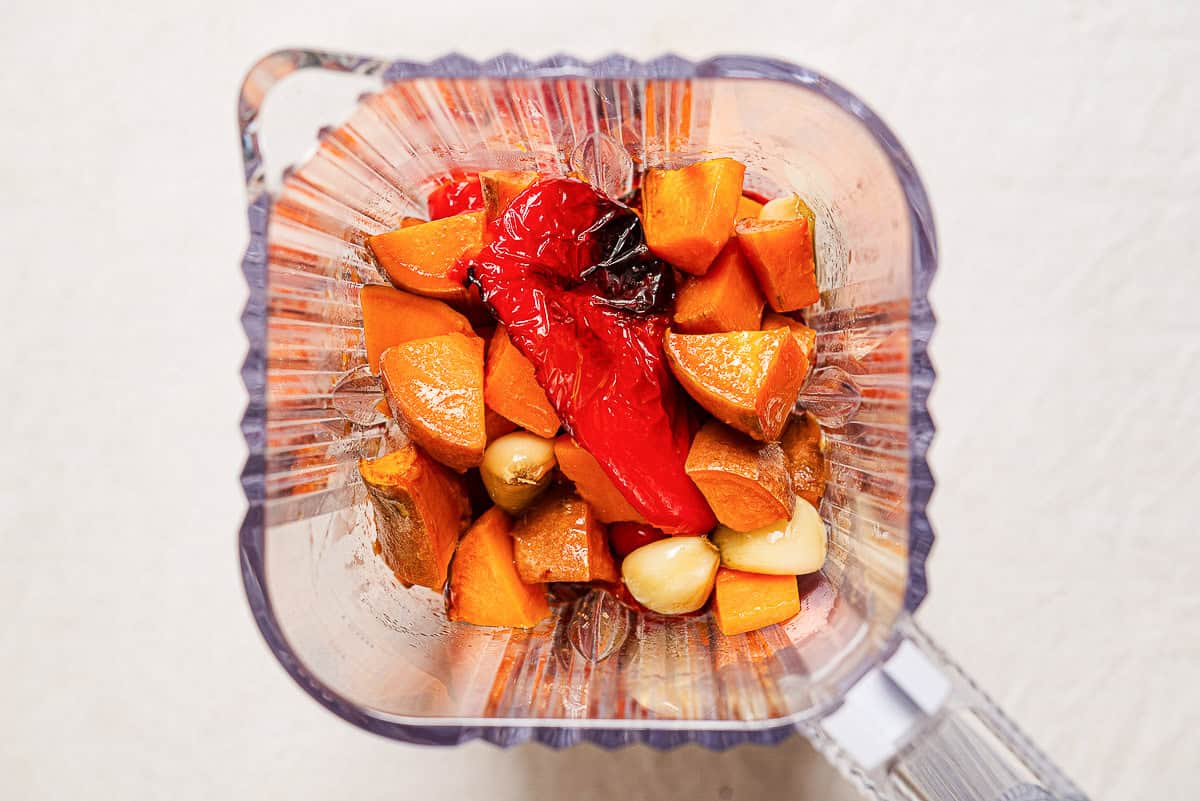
[736,195,764,221]
[360,285,475,373]
[484,325,561,438]
[381,333,486,472]
[359,444,471,590]
[511,490,618,583]
[479,169,540,226]
[685,420,794,531]
[735,216,818,312]
[553,436,646,524]
[367,212,484,302]
[761,312,817,369]
[780,412,828,508]
[672,241,764,334]
[448,507,550,628]
[642,158,746,274]
[712,568,800,636]
[484,407,518,442]
[664,328,806,442]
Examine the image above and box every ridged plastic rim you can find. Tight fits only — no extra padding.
[237,51,938,749]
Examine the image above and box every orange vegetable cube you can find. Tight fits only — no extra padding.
[360,284,475,373]
[664,328,807,442]
[448,507,550,628]
[484,407,518,442]
[511,490,619,584]
[672,241,764,334]
[553,436,646,524]
[780,412,828,509]
[685,420,794,531]
[479,169,540,226]
[359,445,471,590]
[735,217,818,311]
[736,195,764,221]
[484,325,561,438]
[712,568,801,636]
[642,158,746,274]
[761,312,817,374]
[367,211,484,302]
[381,333,486,472]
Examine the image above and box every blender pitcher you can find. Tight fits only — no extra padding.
[237,51,1089,801]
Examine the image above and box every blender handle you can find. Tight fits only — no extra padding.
[804,614,1091,801]
[238,49,387,197]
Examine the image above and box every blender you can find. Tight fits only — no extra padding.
[237,51,1089,801]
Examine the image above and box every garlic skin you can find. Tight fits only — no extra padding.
[479,431,557,514]
[711,499,827,575]
[621,537,720,615]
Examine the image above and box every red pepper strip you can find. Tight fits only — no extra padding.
[466,178,716,535]
[427,176,483,219]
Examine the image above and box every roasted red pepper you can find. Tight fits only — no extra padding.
[464,178,716,535]
[609,522,670,558]
[427,176,484,219]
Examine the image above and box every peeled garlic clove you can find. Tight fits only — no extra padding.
[759,193,815,222]
[621,537,720,615]
[479,431,556,514]
[711,499,827,575]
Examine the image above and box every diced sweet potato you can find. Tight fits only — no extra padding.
[736,195,764,221]
[780,412,828,509]
[448,506,550,628]
[761,312,817,376]
[399,216,426,228]
[685,420,794,531]
[479,170,539,226]
[380,333,486,472]
[484,407,518,442]
[664,328,807,442]
[672,241,764,334]
[360,284,475,373]
[553,436,646,524]
[484,325,561,438]
[712,568,800,636]
[642,158,746,274]
[511,490,618,583]
[735,217,818,311]
[359,444,471,590]
[367,212,484,302]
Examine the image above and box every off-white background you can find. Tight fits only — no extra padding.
[2,1,1197,799]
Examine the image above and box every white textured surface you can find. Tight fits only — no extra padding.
[2,2,1198,800]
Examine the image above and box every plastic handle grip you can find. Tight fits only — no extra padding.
[805,615,1090,801]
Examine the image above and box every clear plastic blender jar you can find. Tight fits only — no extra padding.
[237,51,1089,801]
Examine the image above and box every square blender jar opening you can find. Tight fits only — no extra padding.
[239,53,936,748]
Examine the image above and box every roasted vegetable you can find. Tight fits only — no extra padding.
[711,499,827,576]
[685,420,794,531]
[712,568,800,635]
[484,325,561,438]
[621,536,720,615]
[642,158,746,274]
[511,490,619,584]
[479,431,557,514]
[448,506,550,628]
[359,445,471,590]
[360,285,474,373]
[664,328,807,442]
[380,332,486,472]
